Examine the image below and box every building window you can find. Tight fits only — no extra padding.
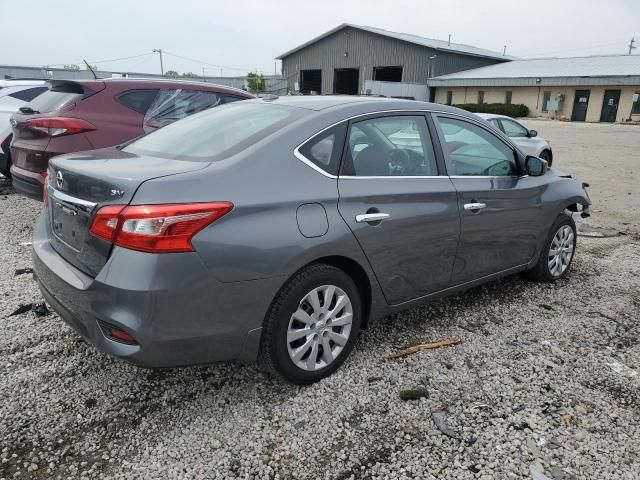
[477,91,485,104]
[542,91,551,112]
[446,90,453,106]
[299,69,322,94]
[505,91,512,105]
[372,66,402,82]
[632,91,640,115]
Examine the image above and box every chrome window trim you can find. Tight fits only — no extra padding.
[293,108,515,179]
[340,175,447,180]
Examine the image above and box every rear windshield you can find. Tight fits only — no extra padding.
[124,102,303,161]
[26,89,83,113]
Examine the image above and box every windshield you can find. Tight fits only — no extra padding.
[124,102,302,161]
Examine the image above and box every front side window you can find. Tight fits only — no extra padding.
[499,119,529,138]
[437,116,516,177]
[297,123,347,176]
[116,89,159,114]
[342,115,437,176]
[125,103,303,161]
[143,89,222,132]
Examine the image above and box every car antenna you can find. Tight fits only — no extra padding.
[83,59,98,79]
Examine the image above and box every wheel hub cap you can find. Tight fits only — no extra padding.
[548,225,574,277]
[286,285,353,371]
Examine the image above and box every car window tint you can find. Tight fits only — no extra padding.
[437,117,516,177]
[8,87,47,102]
[116,89,159,114]
[143,89,223,132]
[345,116,437,177]
[298,123,347,175]
[26,90,83,113]
[125,103,303,161]
[500,119,529,138]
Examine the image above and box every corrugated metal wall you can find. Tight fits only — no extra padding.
[281,27,506,95]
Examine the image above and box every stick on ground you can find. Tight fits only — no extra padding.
[386,338,461,360]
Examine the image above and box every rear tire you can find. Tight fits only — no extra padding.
[524,213,576,282]
[259,263,362,384]
[539,149,552,167]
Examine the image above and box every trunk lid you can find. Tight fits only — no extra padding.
[47,148,211,276]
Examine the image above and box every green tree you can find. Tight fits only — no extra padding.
[181,72,198,77]
[246,72,266,93]
[165,70,180,77]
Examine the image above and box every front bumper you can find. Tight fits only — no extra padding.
[10,164,44,201]
[32,209,281,367]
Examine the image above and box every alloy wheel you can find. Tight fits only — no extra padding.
[548,225,574,277]
[286,285,353,371]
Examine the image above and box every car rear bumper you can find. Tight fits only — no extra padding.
[32,209,281,368]
[10,164,44,200]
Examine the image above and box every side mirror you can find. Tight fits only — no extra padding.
[525,155,548,176]
[528,129,538,138]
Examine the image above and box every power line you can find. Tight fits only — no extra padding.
[162,50,268,73]
[85,52,154,65]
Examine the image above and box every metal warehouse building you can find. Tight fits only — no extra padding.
[428,55,640,123]
[276,24,513,98]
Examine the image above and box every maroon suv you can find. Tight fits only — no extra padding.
[10,78,253,200]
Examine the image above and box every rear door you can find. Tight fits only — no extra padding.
[337,113,460,305]
[433,114,545,284]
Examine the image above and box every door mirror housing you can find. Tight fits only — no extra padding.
[525,155,548,176]
[528,129,538,138]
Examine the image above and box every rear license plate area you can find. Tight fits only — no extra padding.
[51,201,87,251]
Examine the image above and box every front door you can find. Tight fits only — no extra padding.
[600,89,621,122]
[571,90,590,121]
[433,114,546,284]
[337,113,460,304]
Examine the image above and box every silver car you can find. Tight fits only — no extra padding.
[33,96,590,384]
[475,113,553,165]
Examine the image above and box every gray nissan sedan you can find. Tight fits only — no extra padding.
[33,96,591,384]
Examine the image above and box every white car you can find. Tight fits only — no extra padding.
[0,79,48,177]
[475,113,553,166]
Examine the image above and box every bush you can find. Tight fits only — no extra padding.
[452,103,529,118]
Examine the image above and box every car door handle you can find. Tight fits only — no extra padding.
[464,202,487,211]
[355,213,391,223]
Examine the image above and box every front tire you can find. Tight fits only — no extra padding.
[539,149,552,167]
[524,213,576,282]
[259,264,362,384]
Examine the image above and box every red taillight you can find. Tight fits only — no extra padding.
[89,202,233,253]
[25,117,96,137]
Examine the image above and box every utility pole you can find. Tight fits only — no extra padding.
[629,37,636,55]
[503,45,507,56]
[448,34,451,46]
[202,67,206,78]
[153,49,164,75]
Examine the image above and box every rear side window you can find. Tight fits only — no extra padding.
[26,90,83,113]
[116,89,159,114]
[9,87,47,102]
[143,89,223,132]
[125,103,303,161]
[297,123,347,176]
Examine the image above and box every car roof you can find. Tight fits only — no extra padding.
[249,95,477,117]
[475,113,518,121]
[51,78,253,97]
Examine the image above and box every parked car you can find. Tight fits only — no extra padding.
[32,97,590,384]
[475,113,553,165]
[9,78,253,199]
[0,79,48,177]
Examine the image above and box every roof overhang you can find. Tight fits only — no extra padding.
[427,76,640,87]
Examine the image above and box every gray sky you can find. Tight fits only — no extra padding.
[1,0,638,76]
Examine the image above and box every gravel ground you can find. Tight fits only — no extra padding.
[1,121,639,479]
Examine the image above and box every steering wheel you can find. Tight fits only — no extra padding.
[387,149,420,175]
